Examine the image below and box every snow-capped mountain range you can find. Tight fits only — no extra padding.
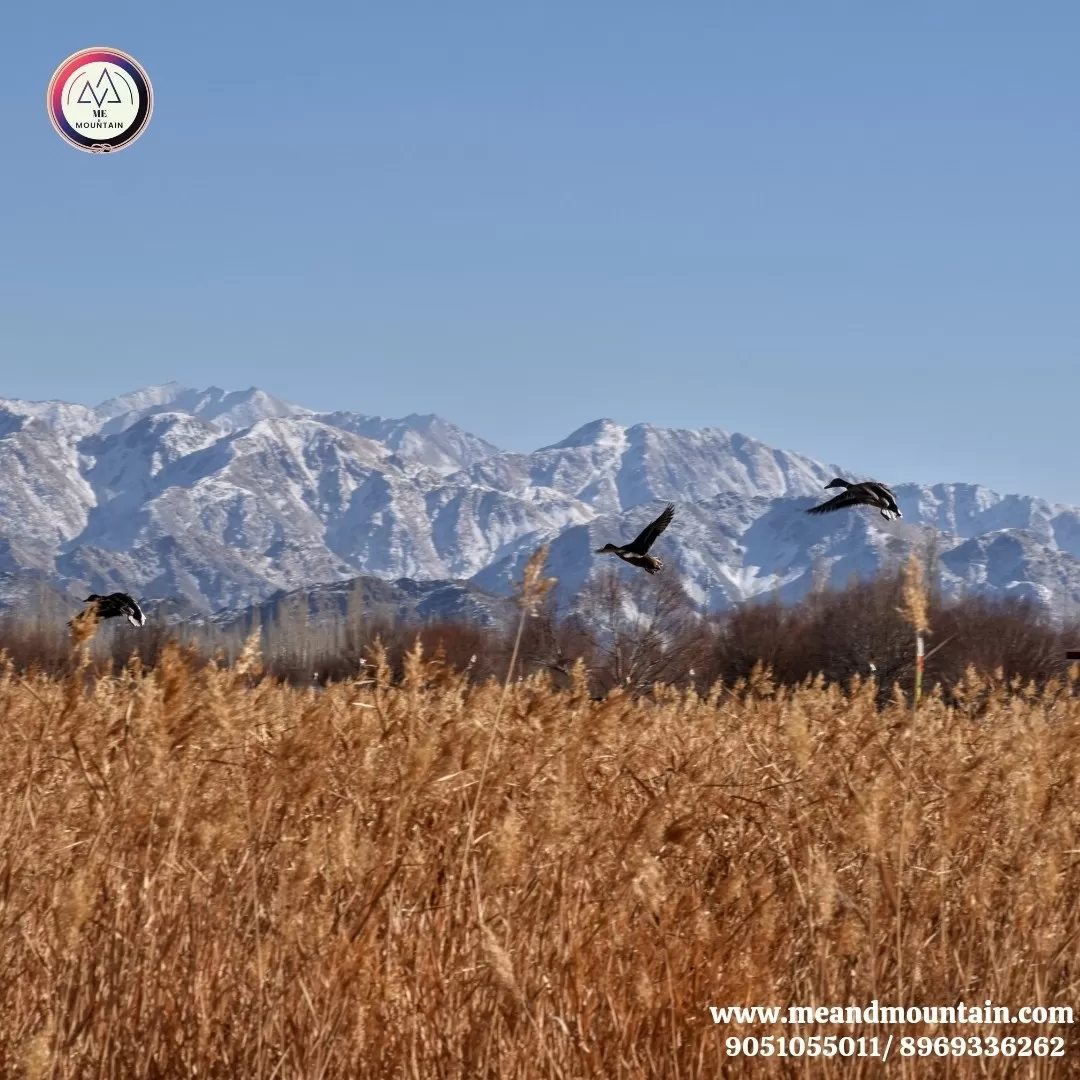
[2,382,1079,621]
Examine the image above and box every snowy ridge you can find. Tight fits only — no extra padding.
[0,383,1078,620]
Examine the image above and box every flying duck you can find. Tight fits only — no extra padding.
[595,503,675,574]
[807,478,902,522]
[75,592,146,627]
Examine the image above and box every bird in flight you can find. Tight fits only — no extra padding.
[806,478,902,522]
[595,503,676,574]
[74,592,146,627]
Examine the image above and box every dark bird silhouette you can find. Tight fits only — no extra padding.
[595,503,675,574]
[75,592,146,627]
[807,478,902,522]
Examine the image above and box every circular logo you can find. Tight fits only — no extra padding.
[47,47,153,153]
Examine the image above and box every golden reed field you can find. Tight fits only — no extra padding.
[2,557,1079,1078]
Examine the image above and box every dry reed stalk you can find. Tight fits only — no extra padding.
[67,605,98,653]
[895,551,932,1015]
[458,545,555,904]
[0,626,1077,1077]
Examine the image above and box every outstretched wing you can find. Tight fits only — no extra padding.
[118,593,146,627]
[628,503,675,553]
[865,482,899,511]
[806,491,871,516]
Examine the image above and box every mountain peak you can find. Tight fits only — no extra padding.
[544,418,625,451]
[96,382,194,419]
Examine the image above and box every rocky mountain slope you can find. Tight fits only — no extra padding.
[1,382,1079,622]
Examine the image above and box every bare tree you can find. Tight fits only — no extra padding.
[582,568,702,694]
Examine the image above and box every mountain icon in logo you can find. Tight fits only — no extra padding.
[49,47,153,153]
[73,67,131,108]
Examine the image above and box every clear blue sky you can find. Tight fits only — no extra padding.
[3,3,1079,501]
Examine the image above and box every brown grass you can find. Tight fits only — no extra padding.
[2,630,1080,1077]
